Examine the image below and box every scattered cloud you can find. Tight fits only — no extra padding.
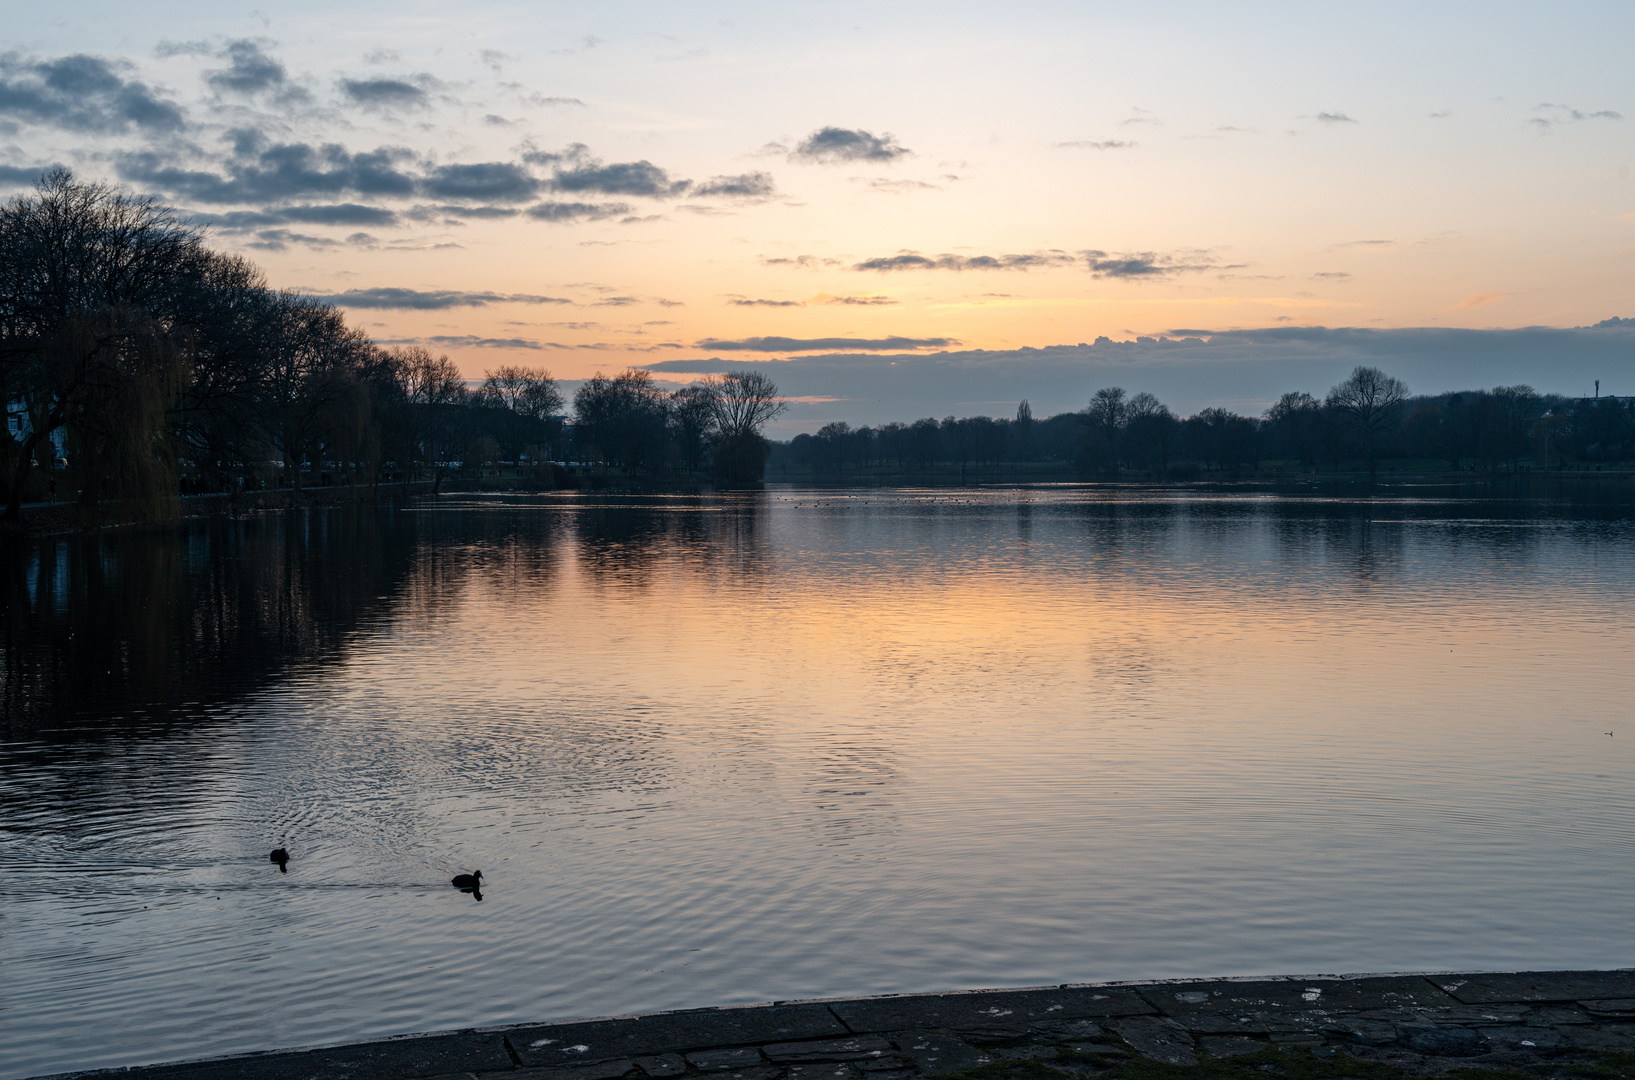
[204,40,294,97]
[813,293,898,306]
[188,202,399,228]
[299,287,572,309]
[118,137,420,203]
[423,161,539,202]
[761,254,844,268]
[698,335,954,352]
[1455,291,1507,311]
[339,75,437,110]
[791,127,910,163]
[0,53,187,134]
[1316,111,1358,124]
[1084,250,1232,278]
[1058,139,1135,150]
[395,334,544,350]
[854,251,1078,272]
[1120,108,1161,127]
[729,298,804,307]
[692,171,775,198]
[1529,103,1623,131]
[1311,271,1353,281]
[534,145,690,196]
[856,177,940,192]
[525,200,630,221]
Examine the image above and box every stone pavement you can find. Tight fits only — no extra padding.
[41,970,1635,1080]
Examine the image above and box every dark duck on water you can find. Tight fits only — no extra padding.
[269,847,289,872]
[452,870,482,889]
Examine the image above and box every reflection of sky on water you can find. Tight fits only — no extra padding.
[2,488,1634,1079]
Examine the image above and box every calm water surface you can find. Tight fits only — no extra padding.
[3,487,1634,1078]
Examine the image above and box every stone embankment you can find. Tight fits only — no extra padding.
[42,970,1635,1080]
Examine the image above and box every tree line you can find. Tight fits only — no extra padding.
[775,367,1632,479]
[0,170,785,521]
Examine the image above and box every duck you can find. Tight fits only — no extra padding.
[451,870,483,889]
[270,847,290,871]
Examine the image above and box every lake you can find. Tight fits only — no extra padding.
[3,486,1634,1079]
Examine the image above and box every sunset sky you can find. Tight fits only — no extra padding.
[4,0,1632,429]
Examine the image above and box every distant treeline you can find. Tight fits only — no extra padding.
[774,372,1631,479]
[0,170,784,521]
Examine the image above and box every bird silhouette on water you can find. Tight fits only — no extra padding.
[269,847,289,872]
[452,870,483,901]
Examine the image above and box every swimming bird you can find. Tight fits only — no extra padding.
[270,847,289,872]
[452,870,483,889]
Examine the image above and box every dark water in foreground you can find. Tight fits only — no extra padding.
[3,487,1634,1079]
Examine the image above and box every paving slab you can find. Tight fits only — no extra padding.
[1115,1018,1197,1066]
[686,1049,765,1071]
[1431,970,1635,1005]
[762,1039,895,1063]
[509,1005,848,1067]
[886,1033,989,1076]
[1198,1036,1263,1058]
[1136,976,1455,1017]
[784,1064,858,1080]
[632,1054,686,1077]
[834,987,1151,1035]
[482,1060,637,1080]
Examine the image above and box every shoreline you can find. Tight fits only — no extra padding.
[31,969,1635,1080]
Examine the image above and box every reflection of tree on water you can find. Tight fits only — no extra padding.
[571,493,772,589]
[0,508,417,738]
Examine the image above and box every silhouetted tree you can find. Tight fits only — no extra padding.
[1327,365,1409,481]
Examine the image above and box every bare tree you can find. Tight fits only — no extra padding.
[700,371,786,481]
[1327,365,1409,480]
[703,371,786,440]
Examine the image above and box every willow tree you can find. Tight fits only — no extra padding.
[0,168,204,519]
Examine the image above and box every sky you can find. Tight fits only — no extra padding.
[3,0,1633,431]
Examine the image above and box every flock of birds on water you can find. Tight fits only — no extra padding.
[268,847,484,900]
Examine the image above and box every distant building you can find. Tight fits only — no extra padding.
[5,403,67,463]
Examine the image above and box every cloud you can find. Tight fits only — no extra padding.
[0,53,187,134]
[697,335,954,352]
[641,322,1635,430]
[813,294,898,306]
[854,251,1078,272]
[339,76,434,110]
[204,40,290,96]
[523,93,585,107]
[858,177,940,193]
[692,171,775,198]
[730,298,804,307]
[1084,250,1227,278]
[300,287,573,309]
[791,127,910,163]
[760,254,843,268]
[1058,139,1135,150]
[119,136,419,202]
[187,202,399,228]
[1529,103,1623,131]
[1455,291,1507,311]
[525,200,630,221]
[1316,112,1358,124]
[1310,271,1352,281]
[539,146,689,196]
[387,334,544,350]
[422,161,539,202]
[417,203,520,220]
[244,228,379,250]
[0,163,58,185]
